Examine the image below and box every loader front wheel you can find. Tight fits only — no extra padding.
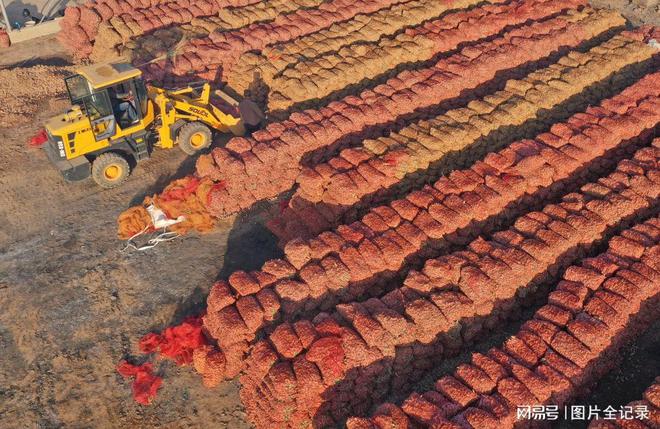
[177,122,212,155]
[92,153,130,189]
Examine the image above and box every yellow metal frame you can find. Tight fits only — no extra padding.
[45,99,156,161]
[45,62,246,165]
[76,62,142,90]
[150,83,245,149]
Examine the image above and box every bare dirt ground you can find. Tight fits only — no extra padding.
[0,5,658,429]
[0,35,281,429]
[590,0,660,26]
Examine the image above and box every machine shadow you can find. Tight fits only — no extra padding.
[168,200,283,326]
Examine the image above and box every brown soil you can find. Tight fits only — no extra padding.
[0,65,75,128]
[0,34,70,68]
[0,36,271,428]
[590,0,660,26]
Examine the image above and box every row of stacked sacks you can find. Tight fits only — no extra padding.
[143,0,413,83]
[262,0,588,111]
[214,0,328,29]
[119,9,624,238]
[273,32,659,241]
[347,214,660,429]
[117,6,623,239]
[58,0,257,58]
[59,0,173,57]
[238,145,660,428]
[196,8,624,216]
[227,0,512,98]
[194,73,660,390]
[90,0,327,63]
[270,70,660,306]
[589,377,660,428]
[90,0,222,62]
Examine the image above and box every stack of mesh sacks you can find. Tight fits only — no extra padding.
[227,0,510,98]
[91,0,325,62]
[263,0,581,111]
[272,33,658,241]
[194,72,660,406]
[58,0,259,59]
[142,0,413,83]
[348,213,660,429]
[196,9,624,217]
[238,143,660,427]
[115,7,626,240]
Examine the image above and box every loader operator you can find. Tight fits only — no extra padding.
[110,87,138,127]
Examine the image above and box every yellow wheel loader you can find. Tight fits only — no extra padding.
[43,61,264,188]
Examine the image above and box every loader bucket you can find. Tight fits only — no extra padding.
[238,99,265,131]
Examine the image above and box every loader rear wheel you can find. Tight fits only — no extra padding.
[92,153,130,189]
[177,122,212,155]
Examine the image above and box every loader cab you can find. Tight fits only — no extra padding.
[64,63,153,143]
[43,62,157,188]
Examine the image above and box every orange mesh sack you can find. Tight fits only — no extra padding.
[117,176,217,239]
[117,205,152,239]
[153,176,217,235]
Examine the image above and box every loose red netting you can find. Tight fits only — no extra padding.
[139,315,208,365]
[116,361,163,405]
[28,129,48,148]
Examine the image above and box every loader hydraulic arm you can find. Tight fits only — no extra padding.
[149,83,245,149]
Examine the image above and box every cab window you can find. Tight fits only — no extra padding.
[65,74,92,104]
[82,91,113,121]
[107,81,142,129]
[81,90,116,141]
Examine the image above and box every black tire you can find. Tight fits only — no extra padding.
[91,152,130,189]
[177,122,213,155]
